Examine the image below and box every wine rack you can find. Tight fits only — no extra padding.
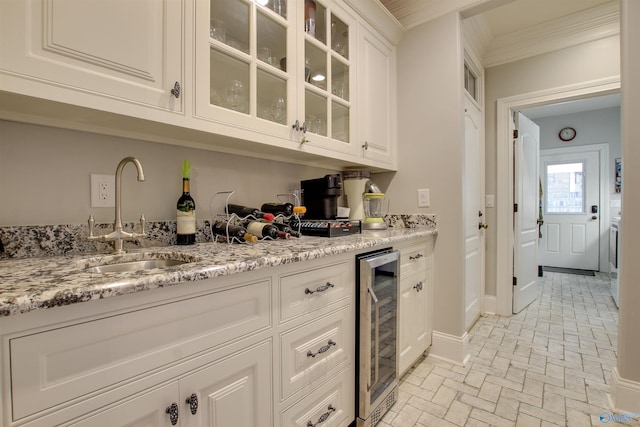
[208,190,302,244]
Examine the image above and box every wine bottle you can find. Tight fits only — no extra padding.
[260,202,307,216]
[212,221,258,243]
[245,221,291,239]
[176,160,196,245]
[225,203,275,221]
[267,220,301,238]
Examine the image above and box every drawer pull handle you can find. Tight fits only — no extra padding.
[166,403,179,425]
[307,405,336,426]
[307,340,336,358]
[186,393,198,415]
[413,281,424,292]
[409,253,424,260]
[305,282,335,295]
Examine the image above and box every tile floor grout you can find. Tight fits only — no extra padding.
[380,271,640,427]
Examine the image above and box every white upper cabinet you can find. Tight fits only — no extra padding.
[357,21,397,168]
[0,0,184,113]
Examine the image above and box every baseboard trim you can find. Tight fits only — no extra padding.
[429,331,470,366]
[608,368,640,413]
[483,295,497,315]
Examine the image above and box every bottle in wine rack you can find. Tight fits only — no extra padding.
[245,220,291,239]
[225,203,275,221]
[176,160,196,245]
[260,202,307,216]
[212,221,258,243]
[267,220,301,238]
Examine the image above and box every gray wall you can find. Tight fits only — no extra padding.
[0,120,336,226]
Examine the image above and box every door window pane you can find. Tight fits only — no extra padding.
[545,162,585,213]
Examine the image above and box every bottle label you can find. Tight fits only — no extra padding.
[246,221,266,238]
[177,210,196,234]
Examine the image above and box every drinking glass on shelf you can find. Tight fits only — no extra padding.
[272,0,286,17]
[224,80,246,110]
[259,47,273,65]
[305,57,311,82]
[210,18,226,42]
[271,97,286,123]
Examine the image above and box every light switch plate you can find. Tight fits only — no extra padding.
[485,195,495,208]
[91,174,115,207]
[417,189,430,208]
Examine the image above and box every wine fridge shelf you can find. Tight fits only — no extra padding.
[208,190,302,244]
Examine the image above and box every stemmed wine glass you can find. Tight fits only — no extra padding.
[224,80,246,111]
[271,97,286,124]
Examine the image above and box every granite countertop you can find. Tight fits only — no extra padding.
[0,228,436,317]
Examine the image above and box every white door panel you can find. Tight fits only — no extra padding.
[513,112,540,314]
[539,150,600,270]
[464,94,483,329]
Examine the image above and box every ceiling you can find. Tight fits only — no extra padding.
[378,0,614,37]
[378,0,620,117]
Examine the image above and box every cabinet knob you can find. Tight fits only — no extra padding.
[409,253,424,261]
[413,281,423,292]
[362,141,369,150]
[306,405,336,427]
[166,403,179,425]
[170,82,181,98]
[186,393,198,415]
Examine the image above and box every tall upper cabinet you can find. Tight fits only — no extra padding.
[0,0,184,113]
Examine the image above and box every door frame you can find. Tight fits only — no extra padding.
[495,76,620,316]
[539,143,610,272]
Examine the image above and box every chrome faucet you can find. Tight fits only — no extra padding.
[88,157,147,254]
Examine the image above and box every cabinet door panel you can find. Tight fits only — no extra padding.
[181,341,272,427]
[0,0,183,111]
[358,23,395,166]
[68,382,178,427]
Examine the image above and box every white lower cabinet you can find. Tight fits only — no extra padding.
[1,254,356,427]
[397,237,434,376]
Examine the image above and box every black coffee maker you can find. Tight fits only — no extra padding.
[301,174,342,219]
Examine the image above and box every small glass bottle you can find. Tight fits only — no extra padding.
[304,0,316,38]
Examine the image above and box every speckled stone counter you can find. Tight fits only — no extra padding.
[0,228,436,317]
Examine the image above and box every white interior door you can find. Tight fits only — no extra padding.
[513,112,540,313]
[539,149,600,270]
[464,95,484,330]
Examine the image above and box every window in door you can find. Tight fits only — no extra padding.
[545,162,585,213]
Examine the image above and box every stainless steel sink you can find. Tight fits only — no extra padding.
[82,254,195,273]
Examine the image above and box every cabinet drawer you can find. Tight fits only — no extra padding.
[279,261,351,323]
[399,242,429,275]
[280,307,352,400]
[9,279,271,421]
[280,367,353,427]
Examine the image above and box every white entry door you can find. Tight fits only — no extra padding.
[539,149,600,270]
[464,94,484,330]
[513,112,540,314]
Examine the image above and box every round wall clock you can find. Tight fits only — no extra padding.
[559,127,577,142]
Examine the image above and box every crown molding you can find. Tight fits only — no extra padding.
[483,1,620,68]
[463,15,492,61]
[345,0,406,44]
[392,0,505,29]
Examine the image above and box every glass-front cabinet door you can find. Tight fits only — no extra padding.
[300,1,356,155]
[195,0,356,154]
[196,0,296,140]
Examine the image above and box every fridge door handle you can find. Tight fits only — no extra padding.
[368,285,380,389]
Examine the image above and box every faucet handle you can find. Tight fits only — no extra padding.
[139,214,146,236]
[88,214,95,238]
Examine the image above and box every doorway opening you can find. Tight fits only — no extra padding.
[495,77,620,316]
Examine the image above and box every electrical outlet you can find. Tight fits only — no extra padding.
[91,174,115,207]
[417,189,430,208]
